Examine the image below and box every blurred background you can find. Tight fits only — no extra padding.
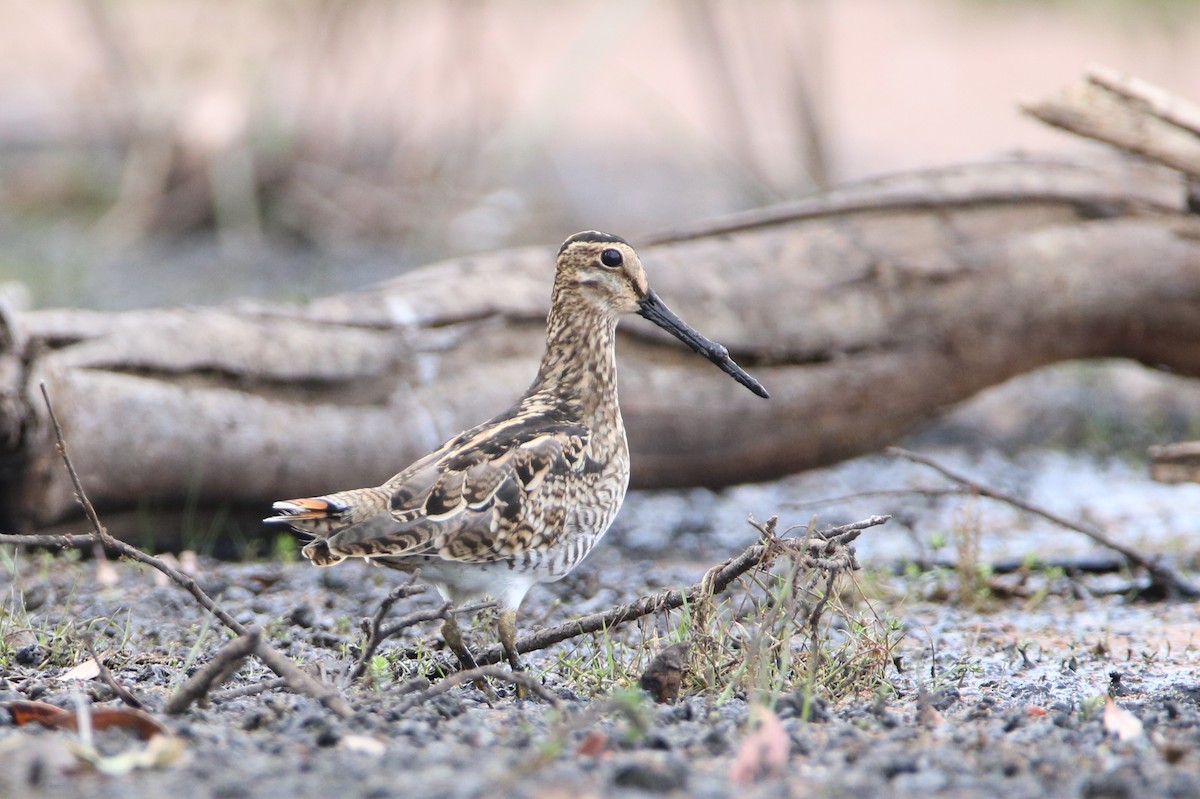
[2,0,1200,311]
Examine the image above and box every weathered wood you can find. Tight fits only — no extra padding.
[1022,65,1200,179]
[0,155,1196,532]
[1149,442,1200,485]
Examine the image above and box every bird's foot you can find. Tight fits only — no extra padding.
[498,609,528,699]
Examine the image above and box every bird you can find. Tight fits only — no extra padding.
[265,231,768,675]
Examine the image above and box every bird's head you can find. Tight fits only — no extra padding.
[554,231,769,398]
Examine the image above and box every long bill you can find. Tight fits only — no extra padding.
[637,289,770,399]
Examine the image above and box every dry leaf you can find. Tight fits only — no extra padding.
[6,699,73,729]
[5,700,169,740]
[72,733,186,775]
[1104,697,1145,742]
[59,658,102,682]
[90,707,171,739]
[728,705,789,785]
[340,735,387,757]
[1025,705,1048,718]
[575,730,611,758]
[95,557,119,588]
[638,643,689,704]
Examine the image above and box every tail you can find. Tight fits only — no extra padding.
[263,496,349,535]
[265,486,390,530]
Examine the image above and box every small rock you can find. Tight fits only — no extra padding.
[1081,774,1134,799]
[14,644,46,667]
[288,604,316,628]
[928,685,960,711]
[610,753,689,793]
[320,570,355,591]
[19,583,49,612]
[702,723,732,756]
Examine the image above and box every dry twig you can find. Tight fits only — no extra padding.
[394,665,560,712]
[36,383,355,719]
[1022,64,1200,179]
[165,628,262,715]
[82,634,142,709]
[210,678,289,705]
[423,514,889,673]
[888,447,1199,599]
[342,577,428,685]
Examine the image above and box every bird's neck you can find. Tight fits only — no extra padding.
[527,292,621,421]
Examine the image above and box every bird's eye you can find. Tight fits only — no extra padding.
[600,248,623,268]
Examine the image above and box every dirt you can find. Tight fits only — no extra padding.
[3,444,1200,799]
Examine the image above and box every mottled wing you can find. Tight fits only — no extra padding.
[320,410,589,564]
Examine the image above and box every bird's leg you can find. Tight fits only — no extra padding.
[498,608,523,673]
[498,608,529,699]
[441,615,478,671]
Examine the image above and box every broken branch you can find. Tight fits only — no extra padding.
[888,447,1199,599]
[38,382,355,719]
[422,514,889,672]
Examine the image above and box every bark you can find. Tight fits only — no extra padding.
[1149,443,1200,485]
[2,71,1199,532]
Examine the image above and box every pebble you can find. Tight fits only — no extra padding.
[609,753,689,793]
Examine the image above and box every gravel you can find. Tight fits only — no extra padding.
[2,443,1199,798]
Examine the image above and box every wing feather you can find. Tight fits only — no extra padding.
[317,405,589,564]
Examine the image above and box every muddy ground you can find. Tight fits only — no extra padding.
[3,365,1200,799]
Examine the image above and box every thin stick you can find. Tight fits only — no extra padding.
[82,634,142,709]
[210,677,289,705]
[344,595,448,687]
[165,628,262,715]
[888,447,1199,598]
[394,665,560,712]
[0,534,104,550]
[39,382,355,719]
[1086,63,1200,137]
[342,576,426,685]
[252,640,352,717]
[40,384,243,633]
[426,515,889,672]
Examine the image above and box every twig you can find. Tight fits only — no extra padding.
[783,486,966,511]
[252,640,353,717]
[426,515,890,672]
[40,384,242,632]
[376,603,454,645]
[888,447,1200,599]
[165,627,262,715]
[38,382,355,719]
[342,576,426,685]
[0,533,113,550]
[394,665,560,712]
[1086,64,1200,137]
[82,634,142,709]
[210,677,289,705]
[343,593,448,687]
[1149,441,1200,485]
[1022,66,1200,179]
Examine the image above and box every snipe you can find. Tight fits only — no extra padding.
[266,231,768,674]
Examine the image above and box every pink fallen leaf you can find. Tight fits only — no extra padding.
[575,730,610,758]
[1103,697,1144,742]
[95,558,119,588]
[59,658,102,682]
[729,705,789,785]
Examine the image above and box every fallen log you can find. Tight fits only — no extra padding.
[1,71,1198,532]
[1149,442,1200,485]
